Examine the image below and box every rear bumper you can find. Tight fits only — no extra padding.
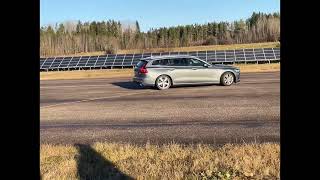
[132,77,155,87]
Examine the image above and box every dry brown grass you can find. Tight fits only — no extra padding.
[40,63,280,81]
[44,42,279,57]
[235,63,280,73]
[40,69,133,80]
[40,142,280,180]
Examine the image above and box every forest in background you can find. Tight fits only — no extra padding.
[40,12,280,56]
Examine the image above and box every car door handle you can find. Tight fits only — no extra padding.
[192,68,197,70]
[169,68,175,71]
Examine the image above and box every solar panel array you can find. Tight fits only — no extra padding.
[40,48,280,71]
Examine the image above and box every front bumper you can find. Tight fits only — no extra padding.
[235,72,240,83]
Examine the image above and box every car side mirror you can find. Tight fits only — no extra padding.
[203,63,210,68]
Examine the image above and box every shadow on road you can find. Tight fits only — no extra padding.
[75,144,133,180]
[112,81,150,90]
[112,81,218,90]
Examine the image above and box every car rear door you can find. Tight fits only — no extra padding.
[167,58,194,84]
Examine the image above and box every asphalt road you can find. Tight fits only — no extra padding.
[40,72,280,145]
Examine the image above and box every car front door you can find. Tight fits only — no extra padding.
[185,58,216,83]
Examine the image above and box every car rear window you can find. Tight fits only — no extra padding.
[136,60,148,68]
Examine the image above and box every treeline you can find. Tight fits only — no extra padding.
[40,12,280,56]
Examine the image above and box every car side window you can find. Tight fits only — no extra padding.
[160,59,169,66]
[152,60,159,65]
[187,58,205,66]
[169,58,186,66]
[152,59,169,66]
[158,59,177,66]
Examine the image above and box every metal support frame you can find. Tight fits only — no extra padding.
[253,49,257,64]
[40,57,48,69]
[233,49,236,65]
[84,56,91,67]
[243,49,247,64]
[205,50,208,61]
[75,56,82,69]
[262,48,269,64]
[272,48,277,61]
[102,54,109,68]
[111,54,118,69]
[214,50,217,64]
[130,53,135,67]
[48,56,57,70]
[94,55,100,68]
[121,54,126,69]
[57,57,65,69]
[66,56,73,68]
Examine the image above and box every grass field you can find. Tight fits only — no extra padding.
[40,142,280,180]
[40,63,280,80]
[43,42,279,57]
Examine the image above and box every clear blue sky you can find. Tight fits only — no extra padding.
[40,0,280,32]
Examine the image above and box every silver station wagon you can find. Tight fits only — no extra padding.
[133,55,240,90]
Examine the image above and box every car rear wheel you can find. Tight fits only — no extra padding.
[155,75,171,90]
[220,72,234,86]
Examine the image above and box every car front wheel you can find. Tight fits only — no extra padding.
[220,72,234,86]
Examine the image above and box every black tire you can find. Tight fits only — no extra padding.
[220,72,234,86]
[155,75,171,90]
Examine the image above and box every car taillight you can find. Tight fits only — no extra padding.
[139,64,148,74]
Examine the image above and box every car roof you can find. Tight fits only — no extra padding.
[141,55,199,61]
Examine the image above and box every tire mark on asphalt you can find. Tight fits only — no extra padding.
[40,90,153,109]
[40,120,279,129]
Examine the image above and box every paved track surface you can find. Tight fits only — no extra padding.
[40,72,280,145]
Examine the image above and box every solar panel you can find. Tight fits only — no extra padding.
[68,57,80,68]
[263,49,274,53]
[151,53,161,56]
[95,57,107,67]
[265,54,275,60]
[123,55,134,66]
[132,54,143,65]
[113,55,125,66]
[196,51,207,60]
[179,52,189,55]
[142,53,151,58]
[40,60,45,68]
[188,51,198,57]
[59,58,72,67]
[104,55,116,66]
[160,52,170,56]
[206,51,216,62]
[76,57,89,67]
[85,56,98,67]
[40,47,280,70]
